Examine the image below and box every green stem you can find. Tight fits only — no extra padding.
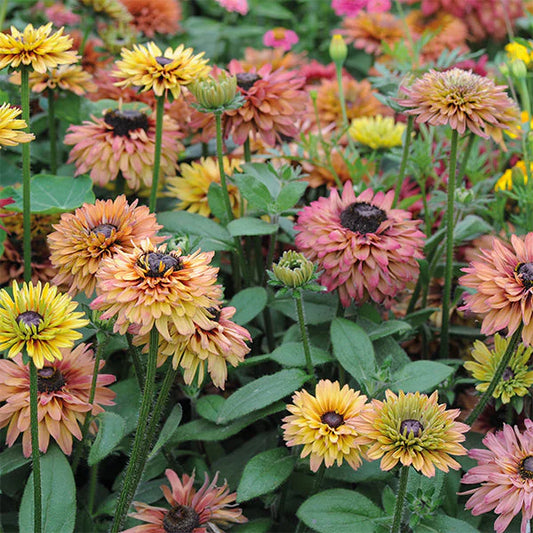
[29,359,42,533]
[21,67,32,284]
[149,95,165,213]
[392,116,414,208]
[465,325,523,426]
[243,136,252,163]
[295,293,316,385]
[390,466,409,533]
[127,333,145,391]
[110,327,159,532]
[457,133,476,181]
[47,90,57,174]
[215,112,234,222]
[0,0,8,31]
[115,170,125,197]
[439,129,460,359]
[394,0,416,63]
[88,463,97,516]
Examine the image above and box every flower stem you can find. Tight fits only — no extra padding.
[439,129,460,359]
[88,463,98,516]
[21,67,32,284]
[149,95,165,213]
[127,332,145,391]
[294,292,316,385]
[465,325,523,426]
[215,112,234,223]
[334,63,349,135]
[48,90,57,174]
[243,136,252,163]
[390,465,409,533]
[0,0,8,30]
[29,359,42,533]
[392,116,414,208]
[111,327,159,532]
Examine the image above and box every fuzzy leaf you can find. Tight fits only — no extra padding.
[88,412,126,466]
[389,361,454,393]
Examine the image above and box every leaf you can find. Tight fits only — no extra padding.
[274,181,308,213]
[232,518,273,533]
[106,378,141,435]
[229,287,268,325]
[237,162,281,199]
[150,404,182,458]
[389,361,454,393]
[324,459,392,484]
[231,173,273,212]
[237,448,296,502]
[227,217,279,237]
[271,292,338,325]
[3,175,94,214]
[420,514,480,533]
[267,342,333,367]
[0,444,31,476]
[207,182,229,224]
[297,489,383,533]
[331,318,376,384]
[196,395,225,423]
[19,445,76,533]
[88,412,126,466]
[453,214,492,244]
[216,369,309,424]
[367,320,412,341]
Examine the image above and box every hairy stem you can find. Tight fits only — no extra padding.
[390,465,409,533]
[21,67,32,283]
[149,95,165,213]
[29,359,42,533]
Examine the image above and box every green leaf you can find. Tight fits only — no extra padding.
[253,2,294,19]
[0,444,31,476]
[106,378,141,434]
[231,173,273,212]
[229,287,268,325]
[419,514,480,533]
[297,489,383,533]
[367,320,412,341]
[233,518,273,533]
[150,404,182,458]
[237,448,296,502]
[19,445,76,533]
[207,182,229,224]
[237,163,281,199]
[324,459,392,484]
[331,318,376,384]
[216,369,308,424]
[88,412,126,466]
[196,395,225,423]
[3,175,94,214]
[271,292,338,325]
[453,214,492,244]
[389,361,454,393]
[267,342,333,367]
[227,217,279,237]
[274,181,308,213]
[0,227,6,258]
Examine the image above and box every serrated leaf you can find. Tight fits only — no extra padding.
[88,412,126,466]
[229,287,268,325]
[227,217,278,237]
[389,361,454,393]
[150,404,182,458]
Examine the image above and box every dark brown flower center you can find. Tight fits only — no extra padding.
[400,419,424,437]
[502,366,515,381]
[90,223,117,239]
[516,262,533,289]
[139,252,181,277]
[520,456,533,479]
[206,307,221,322]
[37,367,65,393]
[16,311,43,328]
[156,56,174,66]
[162,504,200,533]
[321,411,344,429]
[104,109,149,137]
[236,72,261,91]
[339,202,387,235]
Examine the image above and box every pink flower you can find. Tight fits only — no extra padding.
[215,0,248,15]
[461,420,533,533]
[366,0,391,12]
[332,0,367,17]
[0,197,14,231]
[263,28,299,51]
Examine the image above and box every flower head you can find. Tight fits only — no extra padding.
[0,23,77,73]
[461,420,533,533]
[332,0,367,16]
[398,68,520,148]
[282,379,367,472]
[123,469,247,533]
[188,69,241,112]
[48,196,162,297]
[263,28,299,51]
[349,114,405,149]
[460,233,533,346]
[114,42,210,99]
[215,0,249,15]
[79,0,132,22]
[0,344,115,457]
[465,334,533,405]
[495,160,531,192]
[271,250,317,289]
[120,0,182,37]
[355,390,469,477]
[0,281,89,368]
[506,41,533,67]
[295,185,425,308]
[0,103,34,147]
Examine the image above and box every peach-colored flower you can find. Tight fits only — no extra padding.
[241,46,306,71]
[120,0,182,37]
[263,28,299,51]
[0,344,115,457]
[215,0,248,15]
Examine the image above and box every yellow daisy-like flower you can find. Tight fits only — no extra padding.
[505,41,533,67]
[0,103,34,148]
[114,42,210,99]
[348,114,406,150]
[0,281,89,369]
[465,334,533,404]
[0,23,77,74]
[282,379,368,472]
[495,160,531,192]
[166,157,243,218]
[79,0,132,23]
[354,390,469,477]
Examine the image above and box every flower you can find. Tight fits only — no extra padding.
[495,161,532,192]
[0,281,89,368]
[349,114,405,149]
[64,108,183,190]
[0,23,77,73]
[134,306,250,389]
[263,28,299,51]
[0,103,34,147]
[79,0,132,22]
[461,420,533,533]
[355,390,469,477]
[215,0,249,15]
[48,196,162,297]
[398,68,520,148]
[460,233,533,346]
[0,197,14,231]
[224,61,307,146]
[242,46,306,71]
[43,3,81,26]
[295,185,425,308]
[114,42,210,99]
[120,0,182,37]
[188,69,240,112]
[465,334,533,405]
[506,41,533,67]
[91,239,221,339]
[282,379,367,472]
[332,0,367,17]
[0,344,115,457]
[166,157,243,218]
[123,469,247,533]
[271,250,316,289]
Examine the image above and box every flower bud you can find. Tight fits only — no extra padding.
[189,70,240,112]
[511,59,528,80]
[272,250,315,288]
[329,34,347,66]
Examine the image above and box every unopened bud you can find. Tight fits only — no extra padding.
[189,70,240,112]
[329,34,347,66]
[272,250,315,289]
[511,59,528,80]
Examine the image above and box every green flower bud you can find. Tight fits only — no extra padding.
[329,34,347,66]
[272,250,315,289]
[511,59,528,80]
[189,71,241,112]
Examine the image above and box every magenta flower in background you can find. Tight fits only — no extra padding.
[366,0,391,12]
[263,27,299,51]
[215,0,248,15]
[332,0,367,16]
